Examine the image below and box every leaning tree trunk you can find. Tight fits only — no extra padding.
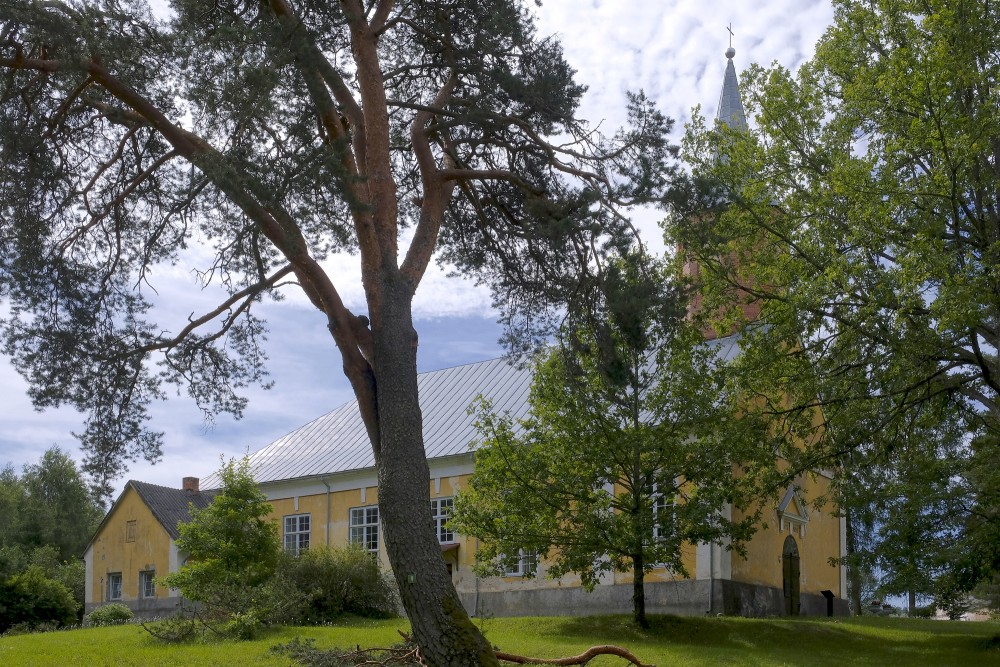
[368,284,498,666]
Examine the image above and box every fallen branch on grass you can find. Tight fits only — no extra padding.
[398,631,652,667]
[495,644,653,666]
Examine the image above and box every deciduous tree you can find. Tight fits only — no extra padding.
[0,1,675,662]
[670,0,1000,599]
[452,258,772,627]
[159,458,282,623]
[0,447,103,561]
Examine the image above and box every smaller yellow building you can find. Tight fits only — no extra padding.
[83,478,216,617]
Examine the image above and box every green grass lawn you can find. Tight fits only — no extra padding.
[1,615,997,666]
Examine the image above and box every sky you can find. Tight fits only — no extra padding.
[0,0,836,499]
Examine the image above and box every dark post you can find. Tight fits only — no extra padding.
[821,590,835,617]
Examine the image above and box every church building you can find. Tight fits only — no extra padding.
[83,47,850,620]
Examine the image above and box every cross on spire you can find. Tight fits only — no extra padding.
[727,23,734,48]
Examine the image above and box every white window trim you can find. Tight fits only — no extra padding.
[430,497,455,544]
[283,513,312,555]
[107,572,122,601]
[139,570,156,598]
[349,505,380,554]
[504,549,537,577]
[652,486,674,542]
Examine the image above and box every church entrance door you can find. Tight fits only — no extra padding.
[782,535,800,616]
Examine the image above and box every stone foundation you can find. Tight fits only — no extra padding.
[462,579,850,618]
[85,595,185,620]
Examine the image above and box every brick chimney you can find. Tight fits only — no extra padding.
[182,477,200,494]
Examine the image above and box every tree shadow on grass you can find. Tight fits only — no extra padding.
[545,614,999,664]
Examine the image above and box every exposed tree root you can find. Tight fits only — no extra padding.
[397,631,652,667]
[495,644,652,666]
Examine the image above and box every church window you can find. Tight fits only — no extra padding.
[652,484,675,541]
[284,514,311,555]
[139,570,156,598]
[430,497,454,543]
[350,506,379,553]
[504,549,537,577]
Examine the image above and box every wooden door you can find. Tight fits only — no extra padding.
[782,535,800,616]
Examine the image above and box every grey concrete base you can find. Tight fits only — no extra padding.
[85,596,185,620]
[461,580,850,618]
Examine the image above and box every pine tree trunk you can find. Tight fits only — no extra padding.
[369,285,498,667]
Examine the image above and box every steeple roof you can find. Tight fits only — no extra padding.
[717,47,747,131]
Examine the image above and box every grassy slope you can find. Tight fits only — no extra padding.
[0,615,997,666]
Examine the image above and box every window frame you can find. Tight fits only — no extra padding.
[503,548,537,577]
[283,513,311,555]
[125,520,137,543]
[107,572,123,601]
[430,497,455,543]
[652,483,675,542]
[139,570,156,598]
[349,505,380,554]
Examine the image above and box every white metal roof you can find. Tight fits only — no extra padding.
[204,356,534,487]
[204,335,742,488]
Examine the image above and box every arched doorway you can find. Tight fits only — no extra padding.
[782,535,800,616]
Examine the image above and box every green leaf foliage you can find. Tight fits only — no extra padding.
[274,543,398,624]
[83,602,134,627]
[670,0,1000,601]
[452,256,776,626]
[0,565,78,632]
[159,458,280,618]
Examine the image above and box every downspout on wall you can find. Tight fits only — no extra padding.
[321,477,332,546]
[473,537,480,617]
[708,543,714,615]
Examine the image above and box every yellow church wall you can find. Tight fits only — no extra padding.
[731,472,842,597]
[266,485,381,554]
[259,459,841,606]
[616,542,698,585]
[88,486,173,604]
[263,472,585,592]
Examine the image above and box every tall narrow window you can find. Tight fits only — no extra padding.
[107,572,122,601]
[430,497,455,543]
[349,506,379,553]
[139,570,156,598]
[652,485,675,542]
[125,520,137,543]
[283,514,311,555]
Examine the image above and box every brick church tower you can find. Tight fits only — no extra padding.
[682,45,763,340]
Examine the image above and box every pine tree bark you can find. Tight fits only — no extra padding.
[368,282,498,666]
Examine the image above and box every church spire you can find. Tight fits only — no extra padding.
[717,42,748,132]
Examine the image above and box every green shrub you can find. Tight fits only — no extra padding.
[158,458,281,620]
[277,544,398,624]
[0,566,77,632]
[84,602,134,627]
